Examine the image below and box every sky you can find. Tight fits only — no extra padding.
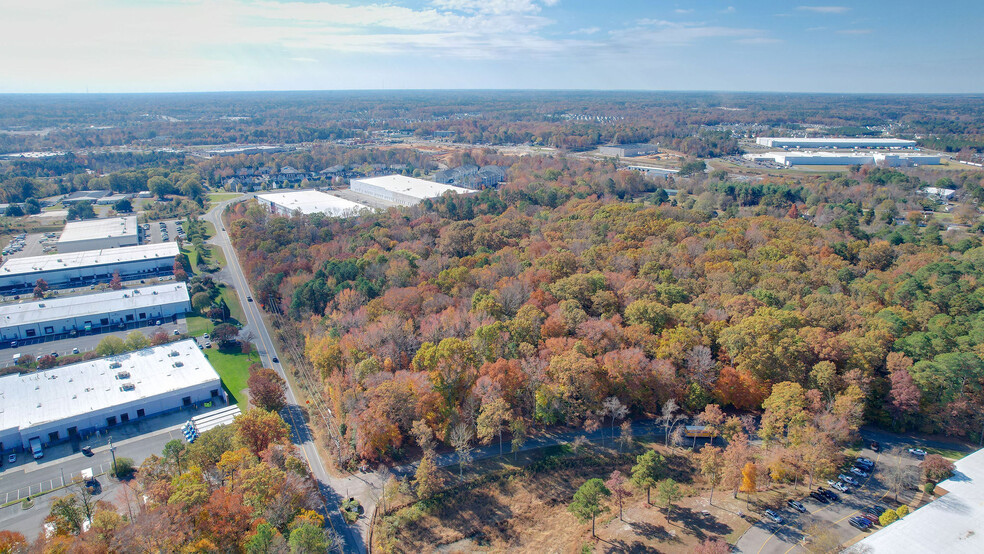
[0,0,981,94]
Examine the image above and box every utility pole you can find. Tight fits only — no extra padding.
[108,437,118,477]
[60,467,65,488]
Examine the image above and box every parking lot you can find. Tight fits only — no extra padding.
[736,435,936,553]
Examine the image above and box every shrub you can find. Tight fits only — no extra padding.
[896,504,910,517]
[879,509,899,526]
[111,457,136,479]
[923,482,936,494]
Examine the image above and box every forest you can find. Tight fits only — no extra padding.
[223,153,984,469]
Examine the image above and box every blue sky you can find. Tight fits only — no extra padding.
[1,0,981,93]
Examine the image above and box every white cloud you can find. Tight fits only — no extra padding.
[571,27,601,35]
[675,9,694,14]
[720,6,736,14]
[797,6,850,14]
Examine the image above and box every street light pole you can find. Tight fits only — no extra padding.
[108,437,117,477]
[60,467,65,488]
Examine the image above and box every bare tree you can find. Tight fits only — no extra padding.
[449,423,474,478]
[602,396,628,448]
[686,345,716,387]
[885,446,920,502]
[617,420,634,453]
[661,399,686,447]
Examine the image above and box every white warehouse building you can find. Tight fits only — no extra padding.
[0,243,179,292]
[744,151,940,167]
[0,340,224,451]
[350,175,478,207]
[56,216,140,253]
[257,190,369,217]
[0,282,191,341]
[754,137,917,149]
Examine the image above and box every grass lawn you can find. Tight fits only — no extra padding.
[201,220,216,239]
[208,192,243,203]
[205,244,226,269]
[924,446,969,460]
[185,315,214,337]
[183,247,201,274]
[218,284,244,323]
[203,344,258,409]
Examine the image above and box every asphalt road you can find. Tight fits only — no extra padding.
[203,197,363,553]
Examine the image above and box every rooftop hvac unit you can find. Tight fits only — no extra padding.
[109,362,122,369]
[173,361,184,367]
[169,351,179,357]
[120,383,136,391]
[116,371,131,379]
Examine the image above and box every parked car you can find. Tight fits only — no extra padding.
[866,505,887,517]
[7,454,15,464]
[81,446,93,456]
[72,347,80,354]
[908,448,927,458]
[764,509,784,524]
[870,441,880,452]
[851,467,869,478]
[849,517,872,530]
[810,491,829,503]
[272,357,279,364]
[858,513,880,524]
[203,333,209,339]
[818,488,839,502]
[50,352,58,358]
[247,296,253,302]
[787,499,807,513]
[856,457,875,469]
[839,474,860,486]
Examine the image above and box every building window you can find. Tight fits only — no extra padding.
[210,389,219,397]
[44,326,54,334]
[182,396,192,406]
[138,313,146,319]
[136,409,145,418]
[25,329,36,337]
[106,416,117,426]
[100,318,109,326]
[67,427,78,436]
[48,431,59,442]
[126,314,134,321]
[120,413,129,423]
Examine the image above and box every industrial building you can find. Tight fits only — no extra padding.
[350,175,477,207]
[0,282,190,341]
[56,216,139,253]
[256,190,369,217]
[60,190,110,204]
[754,137,916,149]
[853,447,984,553]
[598,144,659,157]
[0,242,179,292]
[0,340,224,451]
[743,152,940,167]
[628,165,679,177]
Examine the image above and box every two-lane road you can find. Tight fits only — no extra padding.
[203,197,363,552]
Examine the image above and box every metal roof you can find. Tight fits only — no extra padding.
[0,339,220,431]
[352,175,477,200]
[257,190,369,216]
[0,283,189,327]
[57,216,137,244]
[0,243,178,277]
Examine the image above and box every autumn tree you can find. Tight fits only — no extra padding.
[605,470,632,521]
[110,270,123,290]
[697,445,725,504]
[247,367,287,412]
[33,278,48,298]
[234,409,290,457]
[631,449,666,504]
[413,453,443,499]
[921,454,956,482]
[888,368,921,430]
[476,396,510,456]
[510,418,529,461]
[760,382,808,445]
[739,462,757,501]
[568,478,611,537]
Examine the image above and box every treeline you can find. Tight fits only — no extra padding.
[223,155,984,467]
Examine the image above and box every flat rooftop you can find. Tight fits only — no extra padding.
[354,174,477,200]
[855,448,984,553]
[257,190,369,216]
[0,282,189,328]
[57,216,138,244]
[0,243,179,277]
[757,137,916,147]
[0,339,220,432]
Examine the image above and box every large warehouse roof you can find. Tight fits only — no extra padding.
[0,339,219,431]
[0,282,189,327]
[57,216,138,244]
[755,137,916,148]
[0,243,178,277]
[355,175,476,200]
[852,448,984,553]
[257,190,369,216]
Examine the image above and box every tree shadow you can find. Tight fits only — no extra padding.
[669,506,733,541]
[627,519,680,543]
